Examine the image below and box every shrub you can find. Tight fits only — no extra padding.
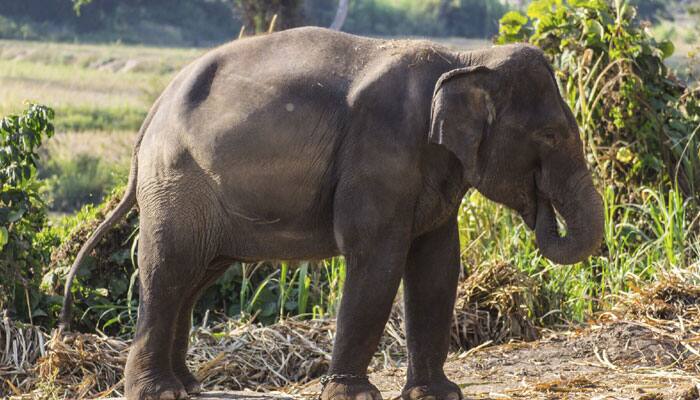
[497,0,700,199]
[490,0,700,321]
[0,104,60,325]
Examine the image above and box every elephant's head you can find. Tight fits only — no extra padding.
[429,44,604,264]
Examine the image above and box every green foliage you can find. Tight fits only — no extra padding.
[39,153,127,212]
[483,0,700,320]
[459,185,698,322]
[56,106,146,132]
[1,0,511,44]
[196,259,345,325]
[71,0,93,15]
[234,0,304,33]
[0,15,39,40]
[0,0,238,46]
[496,0,700,199]
[41,187,140,335]
[39,185,345,334]
[0,104,61,324]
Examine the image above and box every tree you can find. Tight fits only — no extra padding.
[0,104,56,324]
[71,0,91,14]
[329,0,349,30]
[233,0,303,33]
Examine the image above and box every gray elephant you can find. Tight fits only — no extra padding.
[60,27,604,400]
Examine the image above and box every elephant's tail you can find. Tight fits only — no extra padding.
[58,96,162,331]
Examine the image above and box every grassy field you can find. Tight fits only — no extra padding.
[0,40,204,211]
[0,40,202,127]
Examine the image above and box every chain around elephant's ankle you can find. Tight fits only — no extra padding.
[319,373,369,387]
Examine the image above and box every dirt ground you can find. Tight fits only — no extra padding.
[290,321,699,400]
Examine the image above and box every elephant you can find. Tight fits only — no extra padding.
[59,27,604,400]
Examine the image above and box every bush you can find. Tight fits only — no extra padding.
[0,104,61,325]
[497,0,700,199]
[43,188,140,335]
[46,189,347,334]
[489,0,700,321]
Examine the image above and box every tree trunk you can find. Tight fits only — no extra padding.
[329,0,349,31]
[234,0,303,34]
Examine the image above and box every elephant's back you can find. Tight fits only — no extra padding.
[137,28,373,237]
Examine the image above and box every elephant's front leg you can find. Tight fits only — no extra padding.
[322,194,414,400]
[402,217,462,400]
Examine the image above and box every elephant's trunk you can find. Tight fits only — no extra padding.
[534,172,604,265]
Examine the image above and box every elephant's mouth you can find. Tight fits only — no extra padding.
[518,180,538,231]
[521,200,537,230]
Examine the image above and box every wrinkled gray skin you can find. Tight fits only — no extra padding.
[60,27,604,400]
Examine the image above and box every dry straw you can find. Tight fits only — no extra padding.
[10,263,699,399]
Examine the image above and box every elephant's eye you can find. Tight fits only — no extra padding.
[540,130,557,145]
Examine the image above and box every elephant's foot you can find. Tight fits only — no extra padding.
[402,380,462,400]
[320,376,382,400]
[125,372,188,400]
[175,369,202,395]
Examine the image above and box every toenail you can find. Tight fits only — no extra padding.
[408,386,427,399]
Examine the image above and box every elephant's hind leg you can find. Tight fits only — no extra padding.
[125,207,216,400]
[171,260,231,395]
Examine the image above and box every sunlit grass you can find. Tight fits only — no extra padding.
[457,185,699,323]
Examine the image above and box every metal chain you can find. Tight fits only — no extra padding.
[319,373,368,387]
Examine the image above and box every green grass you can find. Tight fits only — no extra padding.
[458,186,699,323]
[56,105,146,132]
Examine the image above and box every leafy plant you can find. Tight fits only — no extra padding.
[486,0,700,321]
[0,104,59,324]
[497,0,700,200]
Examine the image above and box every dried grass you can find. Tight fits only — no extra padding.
[3,262,554,398]
[600,267,700,374]
[451,262,540,347]
[0,314,47,397]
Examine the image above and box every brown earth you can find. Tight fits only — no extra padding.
[5,262,698,400]
[290,321,699,400]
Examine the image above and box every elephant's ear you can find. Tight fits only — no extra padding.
[429,65,496,186]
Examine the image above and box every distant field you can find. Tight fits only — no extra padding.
[0,40,203,129]
[0,40,203,211]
